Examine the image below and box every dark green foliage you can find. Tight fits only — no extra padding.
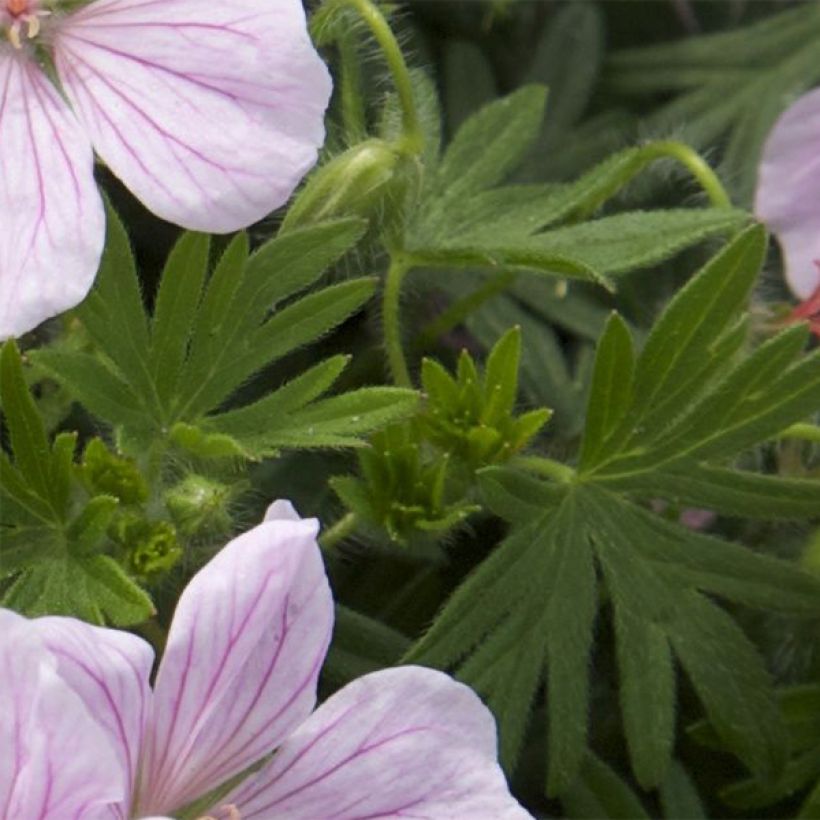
[405,228,820,795]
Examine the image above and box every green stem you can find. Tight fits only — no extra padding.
[641,140,732,208]
[338,30,367,142]
[320,512,358,549]
[512,454,576,484]
[383,254,413,387]
[338,0,422,154]
[776,423,820,444]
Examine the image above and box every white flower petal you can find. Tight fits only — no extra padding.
[754,86,820,299]
[137,514,333,815]
[0,55,104,339]
[0,609,126,820]
[227,666,533,820]
[53,0,332,232]
[33,616,155,814]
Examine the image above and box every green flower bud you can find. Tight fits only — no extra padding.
[82,438,148,505]
[165,475,233,539]
[127,521,182,582]
[282,138,400,230]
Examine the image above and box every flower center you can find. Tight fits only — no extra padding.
[2,0,49,49]
[196,805,242,820]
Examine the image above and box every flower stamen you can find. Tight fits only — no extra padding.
[197,804,241,820]
[3,0,49,49]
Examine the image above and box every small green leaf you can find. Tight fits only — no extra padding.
[169,422,251,459]
[563,754,651,820]
[49,432,77,517]
[233,387,419,453]
[630,224,765,423]
[530,208,750,279]
[150,232,210,405]
[202,356,350,439]
[66,495,119,556]
[668,592,787,780]
[434,85,547,201]
[33,350,150,432]
[659,760,707,819]
[579,312,635,470]
[0,341,51,503]
[185,231,249,377]
[76,203,155,407]
[482,326,521,426]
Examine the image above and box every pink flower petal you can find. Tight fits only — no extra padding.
[0,610,126,820]
[226,666,533,820]
[136,513,333,816]
[754,86,820,300]
[53,0,331,233]
[32,616,154,816]
[0,55,105,339]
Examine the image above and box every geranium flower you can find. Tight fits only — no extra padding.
[755,85,820,335]
[0,500,531,819]
[0,0,331,339]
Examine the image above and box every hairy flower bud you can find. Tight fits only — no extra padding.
[165,475,233,539]
[282,138,401,230]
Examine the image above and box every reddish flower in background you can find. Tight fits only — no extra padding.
[0,501,531,819]
[755,86,820,336]
[0,0,331,339]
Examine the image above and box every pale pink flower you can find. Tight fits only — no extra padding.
[0,0,331,339]
[755,86,820,304]
[0,500,530,820]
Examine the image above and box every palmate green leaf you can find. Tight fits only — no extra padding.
[3,549,154,626]
[38,213,394,456]
[411,467,820,794]
[588,487,791,783]
[407,493,598,790]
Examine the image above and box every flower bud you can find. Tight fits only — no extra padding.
[282,138,400,230]
[164,475,233,538]
[127,521,182,582]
